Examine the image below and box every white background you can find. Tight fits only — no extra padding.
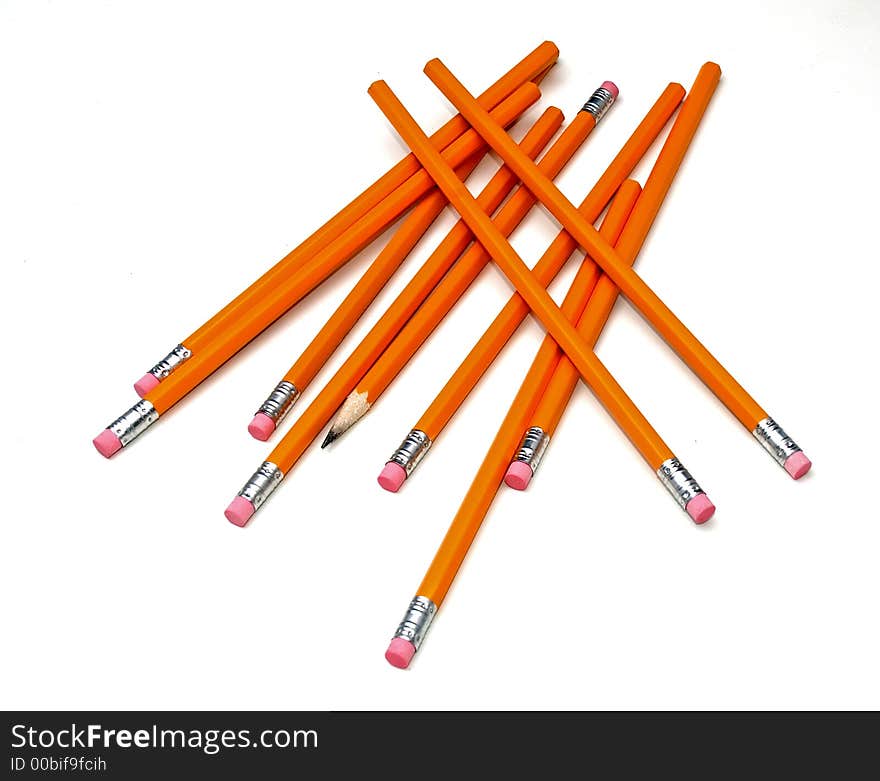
[1,0,878,710]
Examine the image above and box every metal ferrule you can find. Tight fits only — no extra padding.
[514,426,550,473]
[753,416,802,467]
[656,457,705,510]
[392,595,437,651]
[388,429,432,476]
[148,344,192,380]
[581,86,616,123]
[237,461,284,510]
[108,399,159,447]
[256,381,300,424]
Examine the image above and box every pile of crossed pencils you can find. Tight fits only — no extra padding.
[93,42,811,669]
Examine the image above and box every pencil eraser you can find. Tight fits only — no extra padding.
[134,373,160,397]
[248,413,276,441]
[225,496,255,527]
[685,494,715,524]
[92,429,122,458]
[377,462,407,493]
[504,461,533,490]
[385,637,416,669]
[601,81,620,100]
[784,451,812,480]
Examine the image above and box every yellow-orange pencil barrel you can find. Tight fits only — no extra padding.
[368,79,712,520]
[146,87,540,411]
[221,110,563,526]
[326,87,612,451]
[92,87,542,457]
[143,84,538,409]
[383,183,640,670]
[127,82,539,402]
[133,42,558,392]
[379,83,684,488]
[501,179,641,492]
[246,151,486,441]
[508,64,734,490]
[423,58,811,478]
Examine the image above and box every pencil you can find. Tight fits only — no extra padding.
[423,58,811,479]
[131,41,559,393]
[506,63,730,490]
[223,108,564,525]
[386,189,638,672]
[369,79,712,520]
[92,85,543,456]
[377,83,684,490]
[384,189,635,668]
[247,152,486,441]
[502,179,640,489]
[322,84,616,447]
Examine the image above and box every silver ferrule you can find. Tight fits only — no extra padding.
[388,429,432,476]
[657,457,705,510]
[753,416,802,467]
[514,426,550,473]
[392,595,437,652]
[237,461,284,510]
[581,85,616,123]
[148,344,192,380]
[108,399,159,447]
[256,381,300,424]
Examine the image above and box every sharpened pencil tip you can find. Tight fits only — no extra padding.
[323,391,371,449]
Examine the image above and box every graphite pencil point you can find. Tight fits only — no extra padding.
[320,430,339,449]
[324,390,371,447]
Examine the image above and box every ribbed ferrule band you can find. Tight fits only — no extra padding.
[514,426,550,472]
[257,381,300,424]
[388,430,432,476]
[238,461,284,509]
[753,417,802,467]
[657,457,705,510]
[108,400,159,447]
[392,596,436,651]
[581,86,616,123]
[148,344,192,380]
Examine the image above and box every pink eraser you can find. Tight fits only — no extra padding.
[377,462,407,493]
[784,451,812,480]
[601,80,620,100]
[504,461,534,491]
[686,494,715,524]
[385,637,416,669]
[92,429,122,458]
[248,412,276,441]
[134,373,160,397]
[225,496,255,527]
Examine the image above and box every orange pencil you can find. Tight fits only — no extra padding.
[369,79,713,521]
[375,83,684,489]
[422,58,811,478]
[506,64,728,490]
[384,181,639,670]
[132,41,559,393]
[222,109,564,525]
[321,84,616,447]
[246,152,486,441]
[93,86,542,456]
